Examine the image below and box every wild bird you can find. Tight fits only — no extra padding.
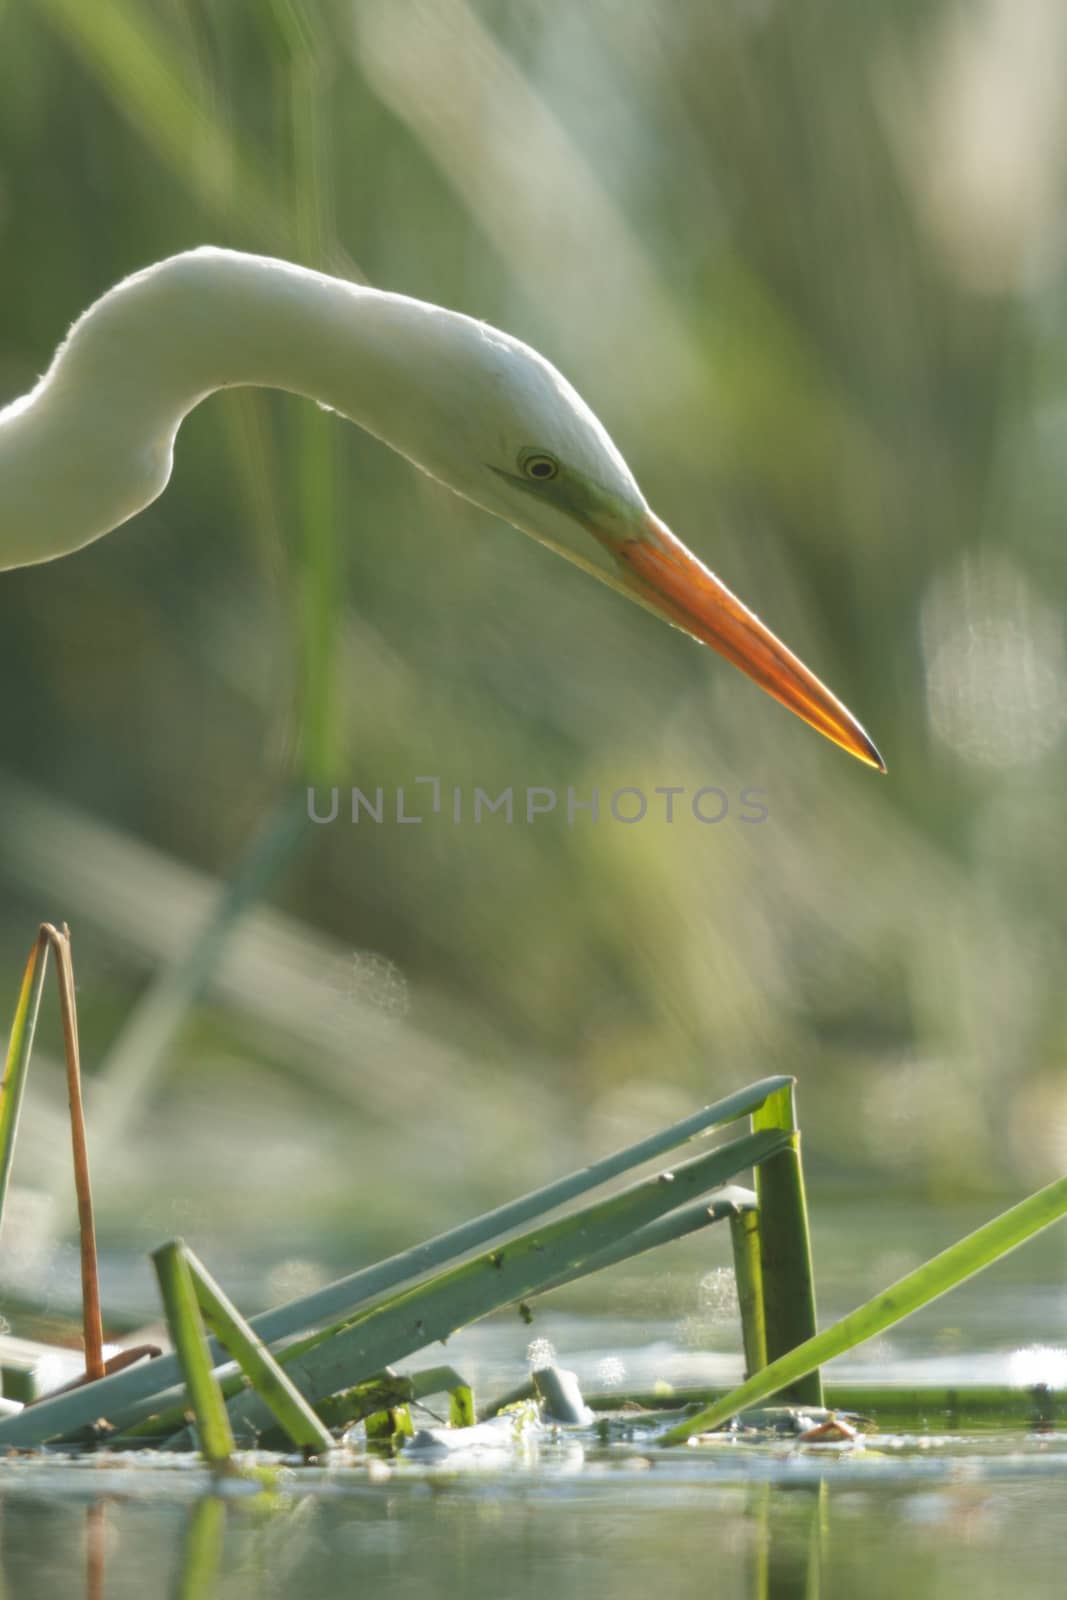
[0,247,882,769]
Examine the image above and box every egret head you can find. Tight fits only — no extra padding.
[4,245,881,771]
[381,302,885,772]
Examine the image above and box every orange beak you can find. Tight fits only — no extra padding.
[615,513,885,772]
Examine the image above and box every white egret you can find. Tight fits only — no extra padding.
[0,248,883,768]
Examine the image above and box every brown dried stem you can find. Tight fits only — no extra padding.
[38,923,105,1383]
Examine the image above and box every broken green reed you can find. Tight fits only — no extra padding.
[166,1126,787,1448]
[138,1106,1067,1455]
[4,1056,1063,1459]
[117,1188,756,1448]
[147,1133,1067,1457]
[150,1160,1067,1457]
[152,1240,333,1460]
[0,1074,794,1448]
[152,1243,235,1467]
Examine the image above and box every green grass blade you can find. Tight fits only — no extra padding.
[752,1083,821,1404]
[264,0,343,779]
[36,0,287,241]
[292,405,340,779]
[729,1204,767,1378]
[184,1246,333,1455]
[659,1175,1067,1445]
[0,938,48,1231]
[151,1241,235,1467]
[537,1187,756,1295]
[0,1076,790,1447]
[573,1381,1063,1430]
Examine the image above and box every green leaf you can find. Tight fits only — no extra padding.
[0,939,47,1231]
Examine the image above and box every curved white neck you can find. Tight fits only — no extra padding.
[0,249,454,570]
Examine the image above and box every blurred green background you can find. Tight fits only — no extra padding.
[1,0,1065,1316]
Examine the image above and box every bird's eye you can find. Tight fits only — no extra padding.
[519,449,560,482]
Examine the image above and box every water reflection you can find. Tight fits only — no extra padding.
[2,1445,1066,1600]
[177,1496,225,1600]
[751,1481,826,1600]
